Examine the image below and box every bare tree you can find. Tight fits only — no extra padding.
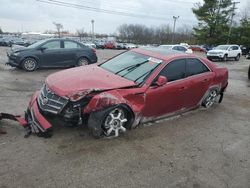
[117,23,194,45]
[53,22,63,38]
[76,28,87,41]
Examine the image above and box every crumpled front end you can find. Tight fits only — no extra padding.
[25,91,53,137]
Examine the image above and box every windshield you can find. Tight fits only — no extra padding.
[27,39,46,48]
[214,45,230,50]
[158,45,173,50]
[100,51,163,84]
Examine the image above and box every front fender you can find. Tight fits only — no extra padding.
[84,89,146,128]
[84,90,127,113]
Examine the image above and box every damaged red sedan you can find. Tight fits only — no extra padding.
[1,48,228,138]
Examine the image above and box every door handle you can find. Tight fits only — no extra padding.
[178,86,187,91]
[202,79,209,82]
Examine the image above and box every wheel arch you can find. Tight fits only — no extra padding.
[199,85,220,106]
[76,56,90,65]
[21,56,40,66]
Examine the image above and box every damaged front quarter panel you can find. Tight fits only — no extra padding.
[84,88,146,137]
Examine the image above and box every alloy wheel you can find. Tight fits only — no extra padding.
[78,58,89,66]
[23,59,36,71]
[204,90,217,108]
[103,108,127,137]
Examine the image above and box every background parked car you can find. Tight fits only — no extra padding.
[240,45,249,56]
[158,44,193,54]
[116,43,126,49]
[105,41,116,49]
[207,45,242,61]
[9,37,30,47]
[95,41,105,49]
[82,43,96,49]
[124,43,136,49]
[190,45,206,52]
[6,38,97,71]
[0,37,12,46]
[246,51,250,59]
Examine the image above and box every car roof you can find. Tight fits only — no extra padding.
[132,47,194,61]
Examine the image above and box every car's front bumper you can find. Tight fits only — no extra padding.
[6,53,22,67]
[207,54,224,59]
[26,92,52,133]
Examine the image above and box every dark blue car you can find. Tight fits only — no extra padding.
[6,38,98,71]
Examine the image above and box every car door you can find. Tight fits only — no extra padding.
[40,40,63,67]
[184,58,214,108]
[232,45,240,56]
[61,40,82,66]
[143,58,190,118]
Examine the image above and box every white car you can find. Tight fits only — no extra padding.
[158,44,193,54]
[124,43,136,49]
[207,45,242,61]
[82,43,96,49]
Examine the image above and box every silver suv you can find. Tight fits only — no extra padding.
[207,45,242,61]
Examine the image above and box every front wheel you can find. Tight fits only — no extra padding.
[22,58,38,71]
[222,55,227,62]
[235,54,240,61]
[102,108,128,138]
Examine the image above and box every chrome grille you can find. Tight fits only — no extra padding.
[38,84,68,114]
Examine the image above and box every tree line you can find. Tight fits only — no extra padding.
[116,24,195,45]
[116,0,250,46]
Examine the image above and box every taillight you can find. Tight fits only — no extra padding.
[92,48,96,53]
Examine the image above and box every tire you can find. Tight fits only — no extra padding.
[222,54,227,62]
[22,58,38,71]
[235,54,240,61]
[202,89,218,108]
[77,57,89,66]
[88,106,132,138]
[248,65,250,80]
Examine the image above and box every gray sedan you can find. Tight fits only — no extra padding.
[6,38,98,71]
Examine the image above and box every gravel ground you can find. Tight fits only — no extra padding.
[0,47,250,188]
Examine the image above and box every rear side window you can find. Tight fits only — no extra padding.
[186,58,209,76]
[64,41,81,49]
[232,46,239,50]
[42,41,61,49]
[159,59,186,82]
[178,46,187,52]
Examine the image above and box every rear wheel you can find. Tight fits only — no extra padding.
[22,58,37,71]
[202,89,218,108]
[77,57,89,66]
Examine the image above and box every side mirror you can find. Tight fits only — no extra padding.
[156,76,167,86]
[38,46,47,51]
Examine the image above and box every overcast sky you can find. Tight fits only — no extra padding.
[0,0,248,34]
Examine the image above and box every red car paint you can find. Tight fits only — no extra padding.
[0,48,228,137]
[46,65,136,97]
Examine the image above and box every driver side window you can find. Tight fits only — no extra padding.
[42,41,61,50]
[159,59,186,82]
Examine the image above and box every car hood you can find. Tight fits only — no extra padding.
[9,45,29,53]
[46,65,137,97]
[208,49,226,53]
